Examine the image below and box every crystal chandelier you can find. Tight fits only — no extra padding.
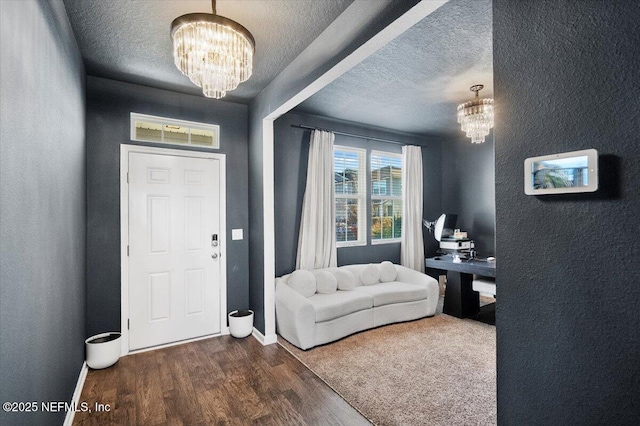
[171,0,255,99]
[457,84,494,143]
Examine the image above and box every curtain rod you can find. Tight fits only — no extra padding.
[291,124,406,146]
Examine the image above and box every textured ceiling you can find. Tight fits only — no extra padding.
[62,0,354,103]
[62,0,492,135]
[294,0,493,136]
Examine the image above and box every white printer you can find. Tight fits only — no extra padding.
[424,214,475,254]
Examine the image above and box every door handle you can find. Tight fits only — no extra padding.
[211,253,218,259]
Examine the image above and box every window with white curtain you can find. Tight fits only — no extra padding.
[334,146,366,247]
[370,151,403,243]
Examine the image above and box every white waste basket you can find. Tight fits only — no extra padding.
[85,332,121,369]
[228,310,254,338]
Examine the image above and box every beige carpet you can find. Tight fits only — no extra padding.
[278,298,496,425]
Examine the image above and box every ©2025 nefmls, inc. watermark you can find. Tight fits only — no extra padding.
[3,401,111,414]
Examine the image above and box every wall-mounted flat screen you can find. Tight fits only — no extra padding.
[524,149,598,195]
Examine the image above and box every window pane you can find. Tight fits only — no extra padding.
[371,201,382,240]
[190,128,215,146]
[393,200,402,238]
[371,152,402,197]
[336,197,360,243]
[371,199,402,241]
[335,198,347,243]
[334,147,365,246]
[381,200,393,238]
[163,125,189,144]
[334,150,360,195]
[391,165,402,197]
[346,198,359,242]
[371,152,402,241]
[372,166,382,194]
[135,121,162,141]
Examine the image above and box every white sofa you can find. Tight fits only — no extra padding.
[275,263,439,350]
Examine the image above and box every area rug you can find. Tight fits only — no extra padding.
[278,300,496,425]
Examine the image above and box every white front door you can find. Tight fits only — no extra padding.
[128,151,223,350]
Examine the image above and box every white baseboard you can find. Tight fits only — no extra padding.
[252,327,277,346]
[63,361,88,426]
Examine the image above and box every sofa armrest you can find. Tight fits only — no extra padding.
[275,281,316,350]
[395,265,439,316]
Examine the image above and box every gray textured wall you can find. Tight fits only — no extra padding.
[442,134,496,256]
[247,112,266,332]
[85,76,250,337]
[274,111,443,276]
[0,1,86,425]
[494,0,640,423]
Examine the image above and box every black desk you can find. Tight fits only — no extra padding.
[425,256,496,322]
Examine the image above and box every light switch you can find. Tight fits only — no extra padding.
[232,229,243,240]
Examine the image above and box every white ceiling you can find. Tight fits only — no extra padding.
[294,0,493,136]
[62,0,493,136]
[62,0,355,102]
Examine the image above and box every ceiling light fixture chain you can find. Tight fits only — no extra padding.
[457,84,494,144]
[171,0,255,99]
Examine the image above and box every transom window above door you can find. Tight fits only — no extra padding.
[130,113,220,149]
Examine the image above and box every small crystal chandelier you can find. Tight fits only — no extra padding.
[457,84,494,143]
[171,0,255,99]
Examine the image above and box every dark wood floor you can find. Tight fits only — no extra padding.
[73,335,370,425]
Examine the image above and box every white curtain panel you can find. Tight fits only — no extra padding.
[296,130,337,270]
[401,145,425,272]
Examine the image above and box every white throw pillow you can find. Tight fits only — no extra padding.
[287,269,316,297]
[360,264,380,286]
[379,261,397,282]
[314,270,338,294]
[330,268,356,291]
